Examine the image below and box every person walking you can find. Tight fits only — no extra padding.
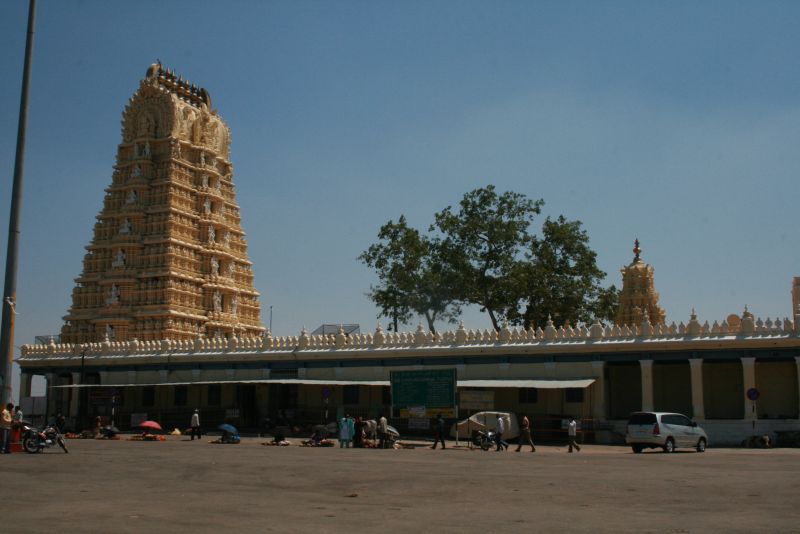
[567,416,581,452]
[339,415,352,448]
[55,413,66,433]
[432,413,446,449]
[1,403,13,454]
[495,414,509,451]
[515,414,536,452]
[378,413,388,449]
[190,409,201,440]
[346,415,355,448]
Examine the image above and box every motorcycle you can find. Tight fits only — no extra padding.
[22,423,69,454]
[473,430,497,451]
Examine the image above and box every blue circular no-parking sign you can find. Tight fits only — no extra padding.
[746,388,760,401]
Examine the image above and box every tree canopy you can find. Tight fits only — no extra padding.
[516,215,618,329]
[432,185,543,331]
[358,216,460,333]
[359,186,618,332]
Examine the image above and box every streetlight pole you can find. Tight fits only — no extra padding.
[0,0,37,404]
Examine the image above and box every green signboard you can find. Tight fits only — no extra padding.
[390,368,457,417]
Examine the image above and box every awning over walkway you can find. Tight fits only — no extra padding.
[50,379,391,388]
[458,379,596,389]
[51,378,595,389]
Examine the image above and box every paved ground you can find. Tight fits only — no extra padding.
[1,436,799,533]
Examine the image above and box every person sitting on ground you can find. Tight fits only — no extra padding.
[219,430,240,444]
[303,427,325,446]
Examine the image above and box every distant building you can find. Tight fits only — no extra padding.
[310,324,360,336]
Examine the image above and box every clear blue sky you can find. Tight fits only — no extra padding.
[1,1,799,400]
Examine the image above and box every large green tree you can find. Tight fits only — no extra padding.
[515,215,619,329]
[432,185,543,331]
[358,216,460,333]
[361,185,618,333]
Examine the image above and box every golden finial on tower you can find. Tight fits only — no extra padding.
[633,238,641,262]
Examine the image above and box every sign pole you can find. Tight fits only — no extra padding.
[455,394,459,447]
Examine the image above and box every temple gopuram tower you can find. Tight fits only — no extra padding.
[60,64,265,343]
[615,239,666,327]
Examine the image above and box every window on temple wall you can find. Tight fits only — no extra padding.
[519,388,538,404]
[174,385,188,407]
[207,384,221,406]
[343,385,360,405]
[142,386,155,407]
[565,388,584,403]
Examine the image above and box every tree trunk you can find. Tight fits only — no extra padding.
[487,308,500,332]
[424,312,437,335]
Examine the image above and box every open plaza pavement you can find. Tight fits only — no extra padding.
[1,436,799,533]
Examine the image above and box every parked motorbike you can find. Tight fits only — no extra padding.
[474,430,496,451]
[22,423,69,453]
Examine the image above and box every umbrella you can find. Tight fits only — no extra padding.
[218,423,238,435]
[138,420,162,431]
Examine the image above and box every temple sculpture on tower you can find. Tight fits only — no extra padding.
[615,239,666,327]
[60,63,265,343]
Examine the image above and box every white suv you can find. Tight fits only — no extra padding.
[626,412,708,453]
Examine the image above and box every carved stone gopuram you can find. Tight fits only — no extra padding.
[60,64,264,343]
[615,239,666,327]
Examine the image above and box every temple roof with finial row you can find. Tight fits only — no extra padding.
[146,61,211,109]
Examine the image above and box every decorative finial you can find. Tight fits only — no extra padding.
[633,238,641,262]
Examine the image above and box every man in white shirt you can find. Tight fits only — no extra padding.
[495,414,508,451]
[378,414,389,449]
[567,416,581,452]
[190,409,201,440]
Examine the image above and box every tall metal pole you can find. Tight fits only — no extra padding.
[0,0,37,404]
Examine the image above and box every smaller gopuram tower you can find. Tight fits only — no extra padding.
[60,64,265,343]
[615,239,666,327]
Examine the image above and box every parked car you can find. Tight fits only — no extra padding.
[626,412,707,453]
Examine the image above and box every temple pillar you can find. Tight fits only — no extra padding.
[19,372,33,399]
[688,359,705,420]
[591,361,606,420]
[795,357,800,420]
[640,359,654,412]
[741,357,757,421]
[69,372,81,418]
[45,373,56,416]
